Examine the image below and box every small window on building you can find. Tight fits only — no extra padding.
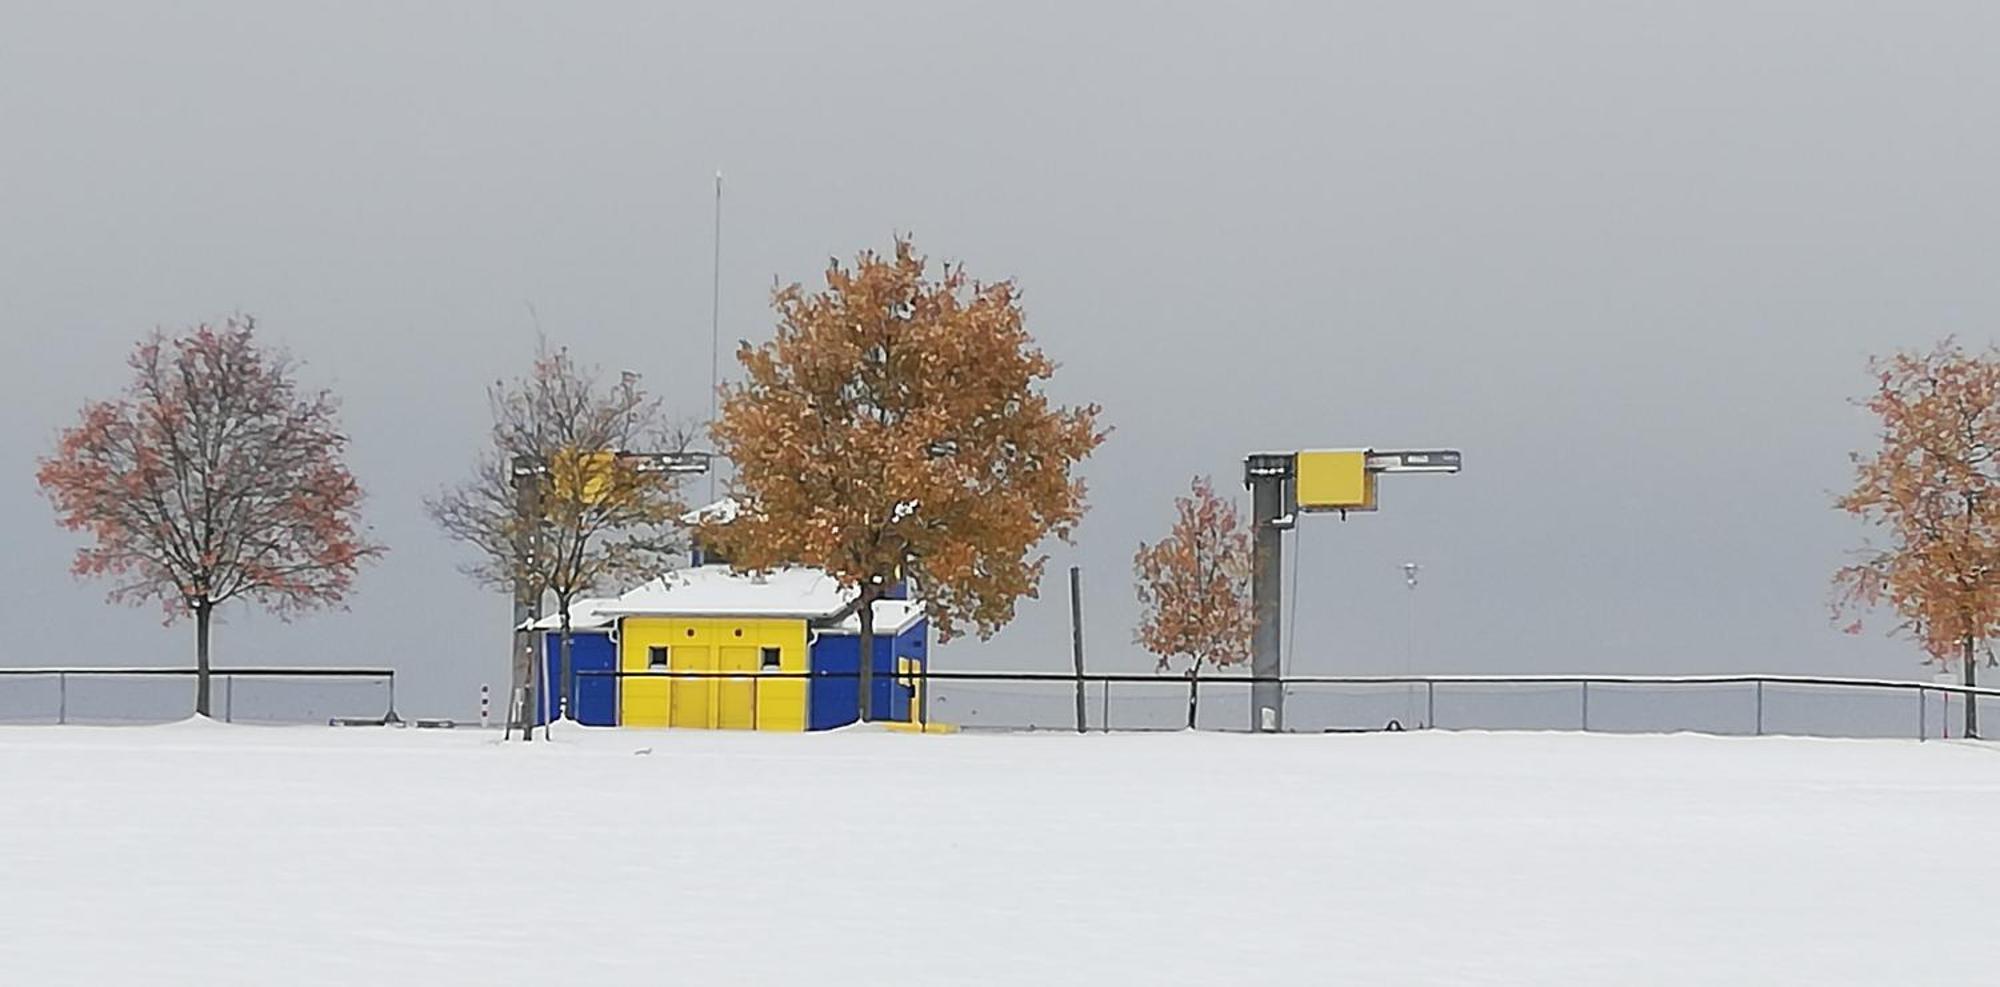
[648,646,670,669]
[760,647,782,670]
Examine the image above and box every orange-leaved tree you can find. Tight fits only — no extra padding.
[1835,340,2000,739]
[36,317,383,717]
[709,236,1104,720]
[1134,475,1254,729]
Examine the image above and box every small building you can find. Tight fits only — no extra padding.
[530,598,620,727]
[530,565,927,731]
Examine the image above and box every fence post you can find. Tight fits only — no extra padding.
[1919,688,1926,742]
[58,672,66,725]
[1102,680,1110,734]
[1426,680,1435,730]
[225,674,233,723]
[1580,681,1589,732]
[1754,680,1763,737]
[1069,565,1087,734]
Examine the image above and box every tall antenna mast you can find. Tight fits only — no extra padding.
[708,170,722,505]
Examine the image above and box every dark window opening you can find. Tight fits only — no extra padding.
[648,646,670,669]
[761,647,782,670]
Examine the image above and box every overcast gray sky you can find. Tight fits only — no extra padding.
[4,1,1997,717]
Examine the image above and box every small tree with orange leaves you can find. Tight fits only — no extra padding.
[710,237,1103,721]
[1134,476,1254,729]
[36,318,383,717]
[1835,340,2000,739]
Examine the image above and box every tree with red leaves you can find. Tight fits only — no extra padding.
[1835,340,2000,739]
[1134,475,1254,729]
[36,317,383,717]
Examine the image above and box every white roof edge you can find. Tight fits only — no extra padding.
[598,607,836,620]
[823,600,928,637]
[600,564,861,620]
[521,597,621,632]
[679,497,741,526]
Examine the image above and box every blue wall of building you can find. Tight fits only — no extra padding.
[808,619,927,730]
[540,630,618,726]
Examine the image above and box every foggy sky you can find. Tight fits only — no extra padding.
[4,1,1997,717]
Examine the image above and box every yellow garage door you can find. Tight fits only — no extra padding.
[670,642,713,729]
[716,646,758,730]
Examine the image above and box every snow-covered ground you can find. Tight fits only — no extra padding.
[0,723,1994,985]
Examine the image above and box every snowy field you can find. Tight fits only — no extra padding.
[1,723,1996,985]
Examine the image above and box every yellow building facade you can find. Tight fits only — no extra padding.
[618,616,810,731]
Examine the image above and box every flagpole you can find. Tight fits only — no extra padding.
[708,170,722,505]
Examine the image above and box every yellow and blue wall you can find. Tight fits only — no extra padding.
[538,613,927,730]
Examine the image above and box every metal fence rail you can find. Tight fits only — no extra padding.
[589,668,2000,740]
[16,664,1977,738]
[0,667,398,725]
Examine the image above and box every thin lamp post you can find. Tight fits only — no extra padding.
[1403,562,1419,727]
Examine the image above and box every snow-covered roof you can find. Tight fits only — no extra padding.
[522,597,620,632]
[521,564,929,634]
[601,564,858,620]
[679,497,741,526]
[832,598,927,637]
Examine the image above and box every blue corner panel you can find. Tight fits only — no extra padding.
[807,620,927,729]
[540,631,618,726]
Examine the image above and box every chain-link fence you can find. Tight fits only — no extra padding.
[585,669,2000,740]
[0,667,398,725]
[929,673,2000,739]
[25,666,1977,738]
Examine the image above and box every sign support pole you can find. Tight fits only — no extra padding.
[1243,448,1461,734]
[1245,454,1294,732]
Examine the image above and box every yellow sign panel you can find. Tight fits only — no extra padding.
[1296,449,1376,510]
[551,449,619,506]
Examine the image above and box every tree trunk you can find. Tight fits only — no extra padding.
[1964,637,1979,740]
[194,602,213,718]
[513,631,537,742]
[558,595,575,724]
[1186,662,1200,730]
[510,453,541,743]
[857,584,880,723]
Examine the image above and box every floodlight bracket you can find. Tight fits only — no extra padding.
[1364,449,1462,474]
[618,451,713,474]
